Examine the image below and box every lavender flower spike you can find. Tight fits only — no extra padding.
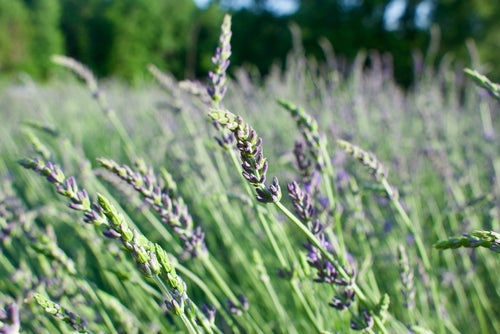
[97,158,208,259]
[33,294,88,333]
[337,139,388,181]
[208,14,232,105]
[209,109,282,203]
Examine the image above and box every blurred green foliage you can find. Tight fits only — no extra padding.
[0,0,498,85]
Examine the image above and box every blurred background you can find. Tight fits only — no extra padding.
[0,0,498,87]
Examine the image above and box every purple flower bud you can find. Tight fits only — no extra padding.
[103,228,121,239]
[201,304,216,324]
[83,209,103,224]
[329,297,348,310]
[227,299,243,316]
[238,294,249,311]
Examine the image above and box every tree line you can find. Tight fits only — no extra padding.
[0,0,498,86]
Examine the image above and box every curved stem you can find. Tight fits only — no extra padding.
[274,201,392,332]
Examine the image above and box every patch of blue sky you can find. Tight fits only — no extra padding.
[193,0,299,15]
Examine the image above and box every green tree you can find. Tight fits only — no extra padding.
[230,9,292,75]
[291,0,427,85]
[25,0,64,78]
[430,0,500,79]
[186,2,224,78]
[59,0,112,76]
[0,0,31,74]
[104,0,199,80]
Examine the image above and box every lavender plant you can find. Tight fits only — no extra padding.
[51,55,136,161]
[208,109,282,204]
[209,105,393,332]
[336,139,448,333]
[207,14,232,108]
[435,230,500,252]
[95,158,260,332]
[96,158,207,260]
[464,69,500,102]
[1,12,499,334]
[18,157,212,334]
[434,71,500,260]
[32,293,89,333]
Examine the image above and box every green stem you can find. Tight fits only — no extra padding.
[201,256,264,334]
[274,200,391,333]
[380,179,430,269]
[379,178,445,334]
[290,280,323,333]
[175,262,230,333]
[152,275,200,334]
[201,257,239,308]
[227,149,320,329]
[320,144,346,262]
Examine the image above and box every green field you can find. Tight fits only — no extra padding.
[1,17,500,333]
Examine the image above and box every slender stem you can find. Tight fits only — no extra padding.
[379,178,445,334]
[275,202,353,285]
[201,256,264,334]
[82,282,120,334]
[320,144,346,262]
[201,257,239,307]
[106,111,137,162]
[380,179,430,269]
[274,201,392,332]
[152,275,200,334]
[175,261,233,333]
[290,280,323,333]
[227,148,321,329]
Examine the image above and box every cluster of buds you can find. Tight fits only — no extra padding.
[207,14,232,106]
[288,181,356,311]
[206,14,237,151]
[337,139,388,181]
[97,158,207,259]
[0,180,25,246]
[329,287,355,310]
[435,230,500,253]
[293,141,315,186]
[209,109,281,203]
[227,294,249,316]
[19,158,192,319]
[33,294,87,333]
[398,245,416,310]
[350,309,374,331]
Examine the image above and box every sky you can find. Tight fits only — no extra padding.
[193,0,299,15]
[384,0,432,30]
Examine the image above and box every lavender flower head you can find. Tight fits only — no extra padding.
[288,181,356,311]
[209,109,282,203]
[97,158,208,259]
[208,14,232,106]
[32,294,88,333]
[337,139,388,181]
